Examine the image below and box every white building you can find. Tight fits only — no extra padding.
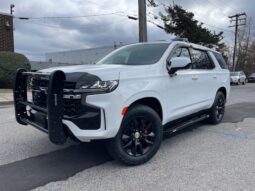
[45,45,122,65]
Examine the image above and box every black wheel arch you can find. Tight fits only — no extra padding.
[128,97,163,120]
[217,87,227,99]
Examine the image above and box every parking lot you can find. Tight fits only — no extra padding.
[0,84,255,191]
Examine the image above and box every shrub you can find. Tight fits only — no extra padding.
[0,52,30,88]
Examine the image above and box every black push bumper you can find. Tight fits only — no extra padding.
[14,69,67,144]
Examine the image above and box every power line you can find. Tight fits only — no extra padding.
[147,19,165,30]
[17,13,166,33]
[15,12,125,20]
[148,0,235,34]
[156,0,241,15]
[16,17,127,30]
[202,22,234,34]
[85,0,137,17]
[127,14,166,30]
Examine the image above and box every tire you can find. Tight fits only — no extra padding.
[242,80,246,85]
[106,105,163,166]
[208,91,226,124]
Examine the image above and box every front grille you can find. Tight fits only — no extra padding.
[64,81,76,89]
[63,99,82,116]
[32,78,76,90]
[31,78,80,116]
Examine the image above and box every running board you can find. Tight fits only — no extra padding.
[164,114,210,134]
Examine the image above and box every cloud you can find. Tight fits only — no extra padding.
[0,0,253,60]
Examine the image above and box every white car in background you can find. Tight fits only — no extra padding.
[230,71,247,85]
[14,39,230,165]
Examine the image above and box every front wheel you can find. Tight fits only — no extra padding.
[106,105,163,166]
[208,91,226,124]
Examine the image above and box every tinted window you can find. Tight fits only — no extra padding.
[172,47,190,58]
[170,47,192,69]
[97,43,169,65]
[213,52,228,69]
[190,49,214,69]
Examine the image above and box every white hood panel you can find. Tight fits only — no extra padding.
[40,64,129,81]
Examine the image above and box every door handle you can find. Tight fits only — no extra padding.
[213,76,217,79]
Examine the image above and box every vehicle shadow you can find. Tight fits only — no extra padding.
[0,141,112,191]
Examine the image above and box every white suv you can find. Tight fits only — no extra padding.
[14,40,230,165]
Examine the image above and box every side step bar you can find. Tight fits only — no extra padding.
[164,114,209,134]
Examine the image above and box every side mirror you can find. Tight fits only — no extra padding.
[167,57,192,76]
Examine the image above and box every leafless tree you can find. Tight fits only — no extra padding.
[235,18,255,74]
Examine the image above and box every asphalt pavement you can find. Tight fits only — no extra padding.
[0,83,255,191]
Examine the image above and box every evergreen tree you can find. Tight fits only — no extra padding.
[160,4,225,51]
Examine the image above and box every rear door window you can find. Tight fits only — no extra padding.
[190,49,214,69]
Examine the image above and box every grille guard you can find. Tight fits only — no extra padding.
[14,68,67,144]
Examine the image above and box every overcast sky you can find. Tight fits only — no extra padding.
[0,0,253,61]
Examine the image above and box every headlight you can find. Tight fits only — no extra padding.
[80,80,119,93]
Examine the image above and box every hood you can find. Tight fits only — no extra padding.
[39,64,141,88]
[40,64,127,80]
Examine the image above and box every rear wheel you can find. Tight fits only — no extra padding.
[208,91,226,124]
[107,105,163,165]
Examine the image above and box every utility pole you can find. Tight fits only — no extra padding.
[10,4,15,15]
[138,0,147,42]
[229,13,246,71]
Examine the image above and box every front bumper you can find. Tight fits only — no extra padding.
[13,69,112,144]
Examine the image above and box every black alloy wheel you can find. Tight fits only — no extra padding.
[121,116,156,157]
[215,95,225,121]
[107,105,163,166]
[208,91,226,124]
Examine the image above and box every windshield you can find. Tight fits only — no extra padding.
[231,72,239,76]
[251,73,255,77]
[97,43,169,65]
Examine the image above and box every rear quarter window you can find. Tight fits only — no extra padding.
[213,52,228,69]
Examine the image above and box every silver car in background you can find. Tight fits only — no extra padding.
[230,71,247,85]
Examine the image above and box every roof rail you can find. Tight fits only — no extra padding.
[172,37,189,42]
